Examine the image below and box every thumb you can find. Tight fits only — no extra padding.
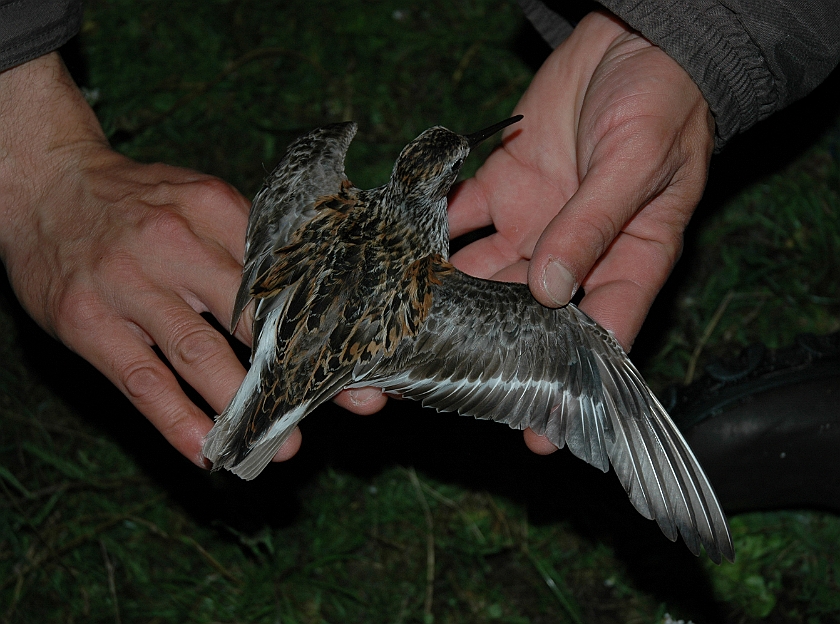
[527,122,677,308]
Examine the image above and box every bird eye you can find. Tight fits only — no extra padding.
[451,158,464,172]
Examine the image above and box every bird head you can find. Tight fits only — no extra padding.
[390,115,523,203]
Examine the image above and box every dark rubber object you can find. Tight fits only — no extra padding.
[666,333,840,513]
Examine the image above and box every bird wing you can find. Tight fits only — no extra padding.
[206,210,400,480]
[204,277,361,480]
[232,122,358,333]
[363,267,734,563]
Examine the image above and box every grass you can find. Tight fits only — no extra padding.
[2,0,840,622]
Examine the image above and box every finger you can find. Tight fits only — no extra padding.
[135,167,251,261]
[179,178,250,261]
[575,219,682,350]
[272,427,303,462]
[68,314,214,468]
[449,232,523,279]
[186,251,245,330]
[447,178,493,239]
[180,244,250,345]
[577,278,652,353]
[127,206,249,337]
[130,291,247,416]
[231,299,256,348]
[489,260,529,284]
[523,428,558,455]
[133,293,312,464]
[527,130,674,308]
[570,160,710,349]
[334,387,388,415]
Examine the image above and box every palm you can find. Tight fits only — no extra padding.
[445,12,713,454]
[449,11,713,352]
[449,130,577,284]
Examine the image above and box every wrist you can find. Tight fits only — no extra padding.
[0,52,109,262]
[568,10,649,63]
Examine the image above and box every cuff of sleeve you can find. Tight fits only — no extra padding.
[0,0,83,72]
[518,0,575,48]
[599,0,777,149]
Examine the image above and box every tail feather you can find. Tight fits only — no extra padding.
[202,367,309,480]
[204,305,299,479]
[226,404,308,481]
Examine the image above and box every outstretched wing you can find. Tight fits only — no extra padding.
[232,122,358,332]
[364,268,734,563]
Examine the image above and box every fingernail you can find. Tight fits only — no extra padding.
[348,387,380,407]
[196,453,212,470]
[542,260,577,306]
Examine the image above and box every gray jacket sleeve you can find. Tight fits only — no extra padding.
[520,1,840,147]
[0,0,83,72]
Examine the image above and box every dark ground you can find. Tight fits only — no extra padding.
[2,1,839,622]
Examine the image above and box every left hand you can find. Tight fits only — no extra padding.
[447,11,715,454]
[0,52,385,469]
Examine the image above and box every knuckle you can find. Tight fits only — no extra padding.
[579,211,618,258]
[194,177,251,217]
[120,359,202,449]
[157,407,198,445]
[140,209,197,248]
[49,281,105,335]
[169,324,227,367]
[196,177,238,202]
[121,359,170,403]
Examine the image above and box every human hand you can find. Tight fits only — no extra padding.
[447,11,715,454]
[0,53,384,468]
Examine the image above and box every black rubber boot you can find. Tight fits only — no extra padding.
[666,333,840,513]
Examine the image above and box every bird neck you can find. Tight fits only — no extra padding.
[386,191,450,260]
[381,183,449,259]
